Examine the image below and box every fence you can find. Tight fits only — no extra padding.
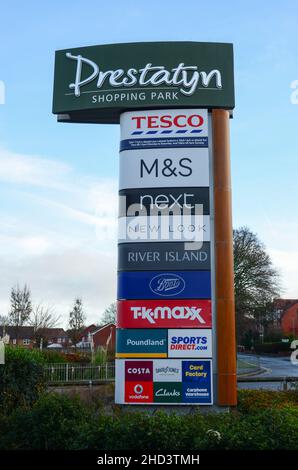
[44,362,115,384]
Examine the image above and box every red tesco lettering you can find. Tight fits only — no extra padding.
[131,114,204,129]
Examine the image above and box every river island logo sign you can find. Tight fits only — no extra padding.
[149,273,185,296]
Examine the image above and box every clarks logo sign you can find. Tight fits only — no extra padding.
[66,52,222,98]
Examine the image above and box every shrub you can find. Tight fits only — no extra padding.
[0,346,46,413]
[238,389,298,413]
[0,393,90,450]
[254,341,290,354]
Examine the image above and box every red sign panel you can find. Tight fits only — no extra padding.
[125,381,153,403]
[117,299,212,329]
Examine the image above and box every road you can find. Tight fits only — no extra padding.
[238,353,298,390]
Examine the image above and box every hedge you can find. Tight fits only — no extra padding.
[0,347,46,413]
[0,391,297,450]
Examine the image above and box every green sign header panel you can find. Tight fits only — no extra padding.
[53,42,234,123]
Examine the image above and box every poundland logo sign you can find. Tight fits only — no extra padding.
[53,42,234,123]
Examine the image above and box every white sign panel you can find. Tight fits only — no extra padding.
[120,109,208,142]
[153,359,182,382]
[168,329,212,358]
[118,215,210,243]
[119,148,209,190]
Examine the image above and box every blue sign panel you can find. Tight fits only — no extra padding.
[182,360,212,404]
[117,271,211,300]
[116,329,168,358]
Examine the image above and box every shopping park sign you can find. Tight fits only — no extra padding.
[52,41,235,123]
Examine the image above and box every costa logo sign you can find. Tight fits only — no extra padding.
[125,360,153,381]
[149,273,185,296]
[168,329,212,358]
[117,300,212,329]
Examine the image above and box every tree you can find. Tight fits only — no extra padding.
[29,304,61,347]
[68,298,86,348]
[8,284,32,340]
[233,226,281,343]
[101,302,116,325]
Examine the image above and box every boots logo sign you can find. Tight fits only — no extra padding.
[149,273,185,296]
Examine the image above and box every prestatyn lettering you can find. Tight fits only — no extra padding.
[66,53,222,97]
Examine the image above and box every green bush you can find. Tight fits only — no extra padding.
[0,346,46,413]
[0,391,297,450]
[0,393,90,450]
[238,389,298,413]
[254,341,290,354]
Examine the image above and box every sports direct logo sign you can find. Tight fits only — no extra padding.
[168,329,212,358]
[117,300,212,328]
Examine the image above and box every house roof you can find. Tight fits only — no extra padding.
[91,322,115,336]
[0,325,67,340]
[273,299,298,312]
[38,328,67,338]
[0,325,35,339]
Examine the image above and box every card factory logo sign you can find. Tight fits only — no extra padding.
[53,42,234,123]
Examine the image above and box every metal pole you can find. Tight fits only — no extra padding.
[212,109,237,406]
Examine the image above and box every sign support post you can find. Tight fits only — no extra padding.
[213,109,237,406]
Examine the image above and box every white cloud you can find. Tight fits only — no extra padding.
[0,147,73,190]
[0,147,118,324]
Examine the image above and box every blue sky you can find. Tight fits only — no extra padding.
[0,0,298,324]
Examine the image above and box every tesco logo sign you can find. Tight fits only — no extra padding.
[131,114,204,129]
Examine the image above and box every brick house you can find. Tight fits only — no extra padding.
[0,325,69,348]
[91,323,115,353]
[0,326,35,348]
[280,302,298,337]
[273,299,298,337]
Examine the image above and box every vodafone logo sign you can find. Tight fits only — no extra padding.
[117,299,212,329]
